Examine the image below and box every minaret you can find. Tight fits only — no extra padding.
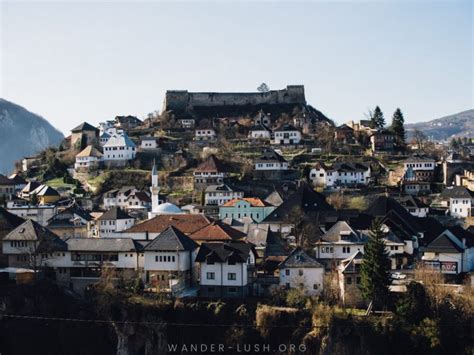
[151,159,160,213]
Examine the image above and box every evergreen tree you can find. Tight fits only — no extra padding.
[390,108,406,150]
[370,106,385,129]
[450,138,459,150]
[360,219,391,309]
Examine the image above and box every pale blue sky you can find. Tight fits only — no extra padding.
[1,0,472,134]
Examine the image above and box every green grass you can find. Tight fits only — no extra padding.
[45,177,75,189]
[87,173,109,191]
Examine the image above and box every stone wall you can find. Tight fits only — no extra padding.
[163,85,306,113]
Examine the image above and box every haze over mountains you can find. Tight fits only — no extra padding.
[405,109,474,141]
[0,99,63,174]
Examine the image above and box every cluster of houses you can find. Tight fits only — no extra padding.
[1,108,473,305]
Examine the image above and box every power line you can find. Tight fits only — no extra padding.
[0,314,470,328]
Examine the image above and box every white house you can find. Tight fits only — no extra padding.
[6,200,57,226]
[204,184,244,206]
[195,242,257,297]
[98,207,135,237]
[103,186,139,210]
[248,123,271,140]
[74,145,103,170]
[271,124,301,145]
[103,132,136,163]
[143,226,198,292]
[254,148,289,171]
[422,228,474,274]
[396,195,429,218]
[195,128,216,141]
[177,118,195,129]
[279,248,324,296]
[440,186,474,218]
[314,221,367,270]
[310,162,371,188]
[403,156,435,181]
[140,136,158,150]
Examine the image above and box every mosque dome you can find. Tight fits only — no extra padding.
[154,202,182,215]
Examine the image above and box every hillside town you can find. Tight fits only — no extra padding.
[1,85,473,310]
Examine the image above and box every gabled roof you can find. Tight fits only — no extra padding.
[189,221,246,242]
[0,207,25,240]
[263,183,334,223]
[440,186,474,199]
[365,196,420,229]
[144,226,198,251]
[250,123,271,131]
[66,238,139,252]
[195,241,254,263]
[321,221,366,243]
[255,148,287,163]
[205,184,239,193]
[340,251,364,273]
[264,190,285,207]
[103,133,136,148]
[0,174,15,185]
[396,195,428,209]
[71,122,99,133]
[279,248,322,268]
[21,181,41,194]
[33,185,60,197]
[128,191,151,203]
[4,220,67,252]
[274,123,299,132]
[336,124,354,131]
[76,145,103,158]
[222,197,270,207]
[424,230,465,253]
[8,174,27,185]
[48,204,93,223]
[195,155,228,173]
[124,214,212,234]
[99,207,132,220]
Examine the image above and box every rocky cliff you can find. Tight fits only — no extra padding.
[0,99,64,173]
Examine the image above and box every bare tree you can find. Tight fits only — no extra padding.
[257,83,270,93]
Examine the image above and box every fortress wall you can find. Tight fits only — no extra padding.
[163,85,305,113]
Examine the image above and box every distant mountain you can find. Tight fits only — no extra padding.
[0,99,64,174]
[406,109,474,141]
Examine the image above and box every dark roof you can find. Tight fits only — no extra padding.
[195,155,228,173]
[4,220,67,252]
[98,207,132,220]
[0,174,15,185]
[8,174,27,185]
[66,238,139,252]
[440,186,474,199]
[279,248,322,268]
[331,162,369,172]
[263,183,334,223]
[195,241,254,263]
[144,226,198,251]
[21,181,41,193]
[274,123,299,132]
[424,230,465,253]
[71,122,99,133]
[396,195,429,209]
[365,196,421,232]
[336,124,354,131]
[47,204,93,226]
[256,148,287,163]
[447,226,474,248]
[0,207,25,240]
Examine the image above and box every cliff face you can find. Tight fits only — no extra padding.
[0,99,64,173]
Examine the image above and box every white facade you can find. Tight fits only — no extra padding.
[6,203,57,226]
[195,129,216,141]
[404,160,435,171]
[74,155,101,170]
[140,138,158,150]
[103,133,136,161]
[144,250,196,272]
[99,218,135,237]
[279,266,324,295]
[199,254,255,287]
[310,166,370,188]
[254,161,288,171]
[249,129,271,139]
[204,186,244,206]
[450,197,473,218]
[271,130,301,145]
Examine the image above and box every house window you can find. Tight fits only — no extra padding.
[343,247,351,253]
[206,272,215,280]
[207,259,214,265]
[285,269,290,276]
[228,273,237,280]
[299,269,304,276]
[346,277,352,285]
[228,287,237,293]
[313,284,318,290]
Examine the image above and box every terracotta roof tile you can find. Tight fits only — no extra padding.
[125,214,212,234]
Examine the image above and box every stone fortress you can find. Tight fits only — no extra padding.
[162,85,306,114]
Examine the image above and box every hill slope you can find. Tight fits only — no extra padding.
[406,109,474,141]
[0,99,64,173]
